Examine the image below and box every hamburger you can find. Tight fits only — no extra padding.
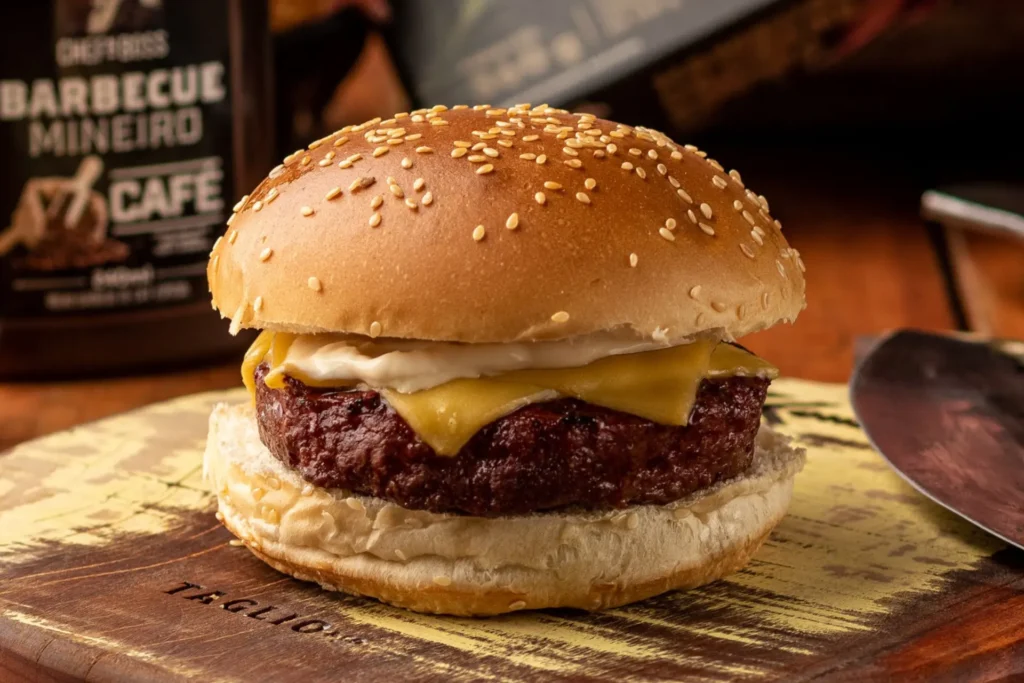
[204,104,807,616]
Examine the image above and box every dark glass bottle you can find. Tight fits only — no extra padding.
[0,0,272,378]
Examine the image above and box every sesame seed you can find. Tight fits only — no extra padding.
[708,158,724,171]
[758,194,770,211]
[253,296,263,312]
[666,218,677,230]
[551,311,570,323]
[671,151,683,160]
[712,301,727,313]
[265,188,279,204]
[372,146,388,158]
[430,119,448,126]
[621,162,634,171]
[657,163,668,176]
[535,192,546,205]
[497,139,514,148]
[405,198,418,210]
[740,244,755,259]
[585,177,597,190]
[668,176,680,189]
[333,136,349,147]
[506,212,520,230]
[318,158,332,167]
[369,212,382,227]
[300,156,311,166]
[562,147,579,157]
[405,133,423,141]
[300,206,314,217]
[385,185,403,200]
[684,144,698,151]
[324,151,336,162]
[536,154,547,165]
[228,230,238,244]
[226,213,236,226]
[762,292,770,309]
[253,200,263,212]
[509,600,527,611]
[472,225,486,241]
[371,195,384,209]
[308,276,322,292]
[699,222,715,236]
[433,575,452,587]
[411,114,424,123]
[401,157,413,169]
[629,253,638,268]
[700,203,713,219]
[564,159,583,168]
[777,260,787,277]
[610,130,625,138]
[576,192,591,204]
[416,146,433,154]
[451,148,468,158]
[454,140,471,148]
[628,148,642,157]
[687,209,697,224]
[259,248,272,261]
[742,210,756,226]
[522,135,539,142]
[659,227,676,242]
[477,164,495,175]
[636,167,647,179]
[594,150,606,158]
[751,230,764,245]
[324,187,342,201]
[729,169,743,183]
[370,321,383,338]
[796,254,806,272]
[519,153,537,160]
[680,189,695,203]
[338,159,353,169]
[349,176,374,193]
[566,138,582,148]
[733,200,744,211]
[468,155,487,163]
[712,176,728,189]
[606,144,618,154]
[232,195,248,212]
[413,178,425,192]
[647,149,658,160]
[423,192,434,206]
[689,285,702,299]
[386,176,397,185]
[481,147,498,158]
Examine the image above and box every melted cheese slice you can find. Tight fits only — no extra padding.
[242,333,777,456]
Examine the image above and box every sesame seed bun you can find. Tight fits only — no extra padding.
[204,401,805,616]
[208,105,806,343]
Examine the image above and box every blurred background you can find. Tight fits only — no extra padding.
[1,0,1023,447]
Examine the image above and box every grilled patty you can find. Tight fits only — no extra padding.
[254,363,769,516]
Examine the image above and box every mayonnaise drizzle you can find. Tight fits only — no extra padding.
[276,332,679,393]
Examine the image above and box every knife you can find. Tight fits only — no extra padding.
[850,329,1024,550]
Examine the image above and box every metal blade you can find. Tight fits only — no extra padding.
[850,330,1024,550]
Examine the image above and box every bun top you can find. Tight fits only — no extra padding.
[209,104,806,343]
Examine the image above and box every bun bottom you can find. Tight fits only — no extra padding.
[204,403,804,616]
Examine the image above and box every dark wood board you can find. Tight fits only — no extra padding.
[1,380,1023,682]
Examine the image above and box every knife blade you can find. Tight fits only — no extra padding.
[850,329,1024,550]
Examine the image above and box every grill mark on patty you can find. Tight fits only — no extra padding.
[254,363,769,516]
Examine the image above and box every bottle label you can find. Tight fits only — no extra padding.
[0,0,232,318]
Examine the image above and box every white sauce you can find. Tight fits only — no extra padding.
[278,332,679,393]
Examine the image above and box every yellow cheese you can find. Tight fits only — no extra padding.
[242,334,777,455]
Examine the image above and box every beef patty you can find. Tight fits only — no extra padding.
[254,363,769,516]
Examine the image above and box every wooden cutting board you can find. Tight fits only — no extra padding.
[1,379,1022,682]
